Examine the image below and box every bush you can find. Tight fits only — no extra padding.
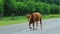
[0,0,60,16]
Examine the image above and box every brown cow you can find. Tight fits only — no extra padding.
[26,12,42,30]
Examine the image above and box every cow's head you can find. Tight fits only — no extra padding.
[26,14,31,21]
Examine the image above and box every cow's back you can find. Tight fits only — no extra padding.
[33,12,41,21]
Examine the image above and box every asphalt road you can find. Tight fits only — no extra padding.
[0,18,60,34]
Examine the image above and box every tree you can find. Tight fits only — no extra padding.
[0,0,4,20]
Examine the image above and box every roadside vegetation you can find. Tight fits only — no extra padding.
[0,14,60,26]
[0,0,60,26]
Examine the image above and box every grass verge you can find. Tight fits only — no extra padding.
[0,14,60,26]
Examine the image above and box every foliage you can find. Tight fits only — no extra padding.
[0,0,60,16]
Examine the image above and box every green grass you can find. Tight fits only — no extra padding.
[0,14,60,26]
[42,14,60,19]
[0,16,27,26]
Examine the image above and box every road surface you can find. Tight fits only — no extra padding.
[0,18,60,34]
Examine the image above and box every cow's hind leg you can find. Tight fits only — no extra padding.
[35,21,38,30]
[40,17,42,29]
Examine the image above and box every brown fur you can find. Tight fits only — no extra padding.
[26,12,42,30]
